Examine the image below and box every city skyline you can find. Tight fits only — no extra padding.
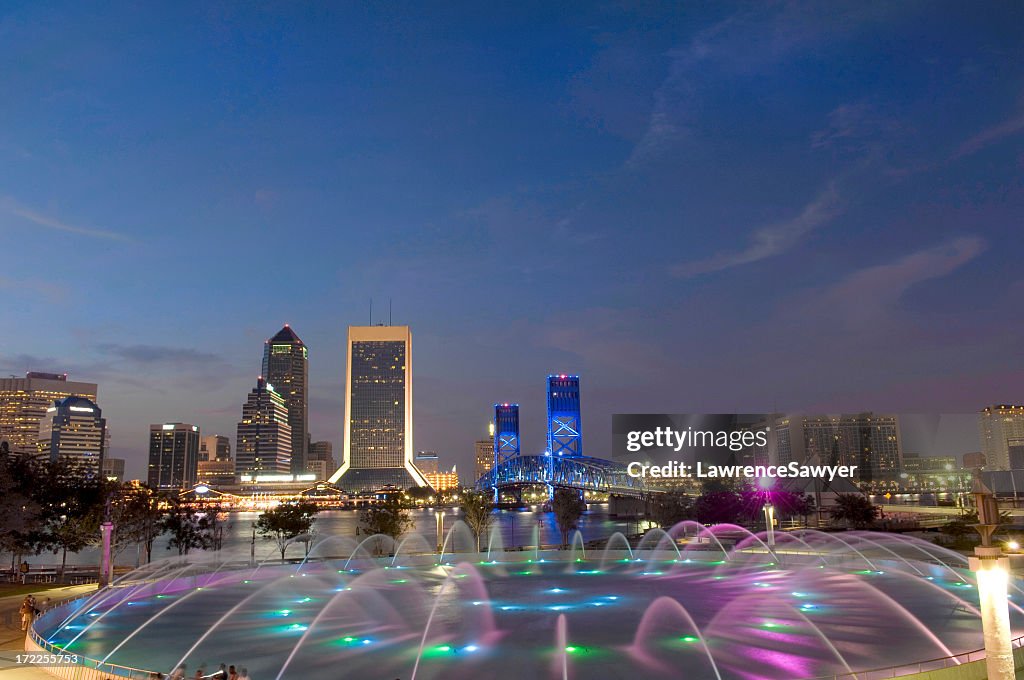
[2,3,1022,479]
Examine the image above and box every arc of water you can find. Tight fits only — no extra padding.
[273,584,353,680]
[296,535,359,574]
[703,524,773,562]
[51,557,188,633]
[630,596,723,680]
[344,534,395,570]
[409,562,490,680]
[170,573,300,672]
[737,531,827,567]
[788,605,859,679]
[882,534,969,582]
[673,523,730,561]
[247,544,295,580]
[52,560,200,644]
[840,534,926,576]
[98,581,214,664]
[637,528,680,561]
[793,530,878,571]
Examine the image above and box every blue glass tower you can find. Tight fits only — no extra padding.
[547,374,582,457]
[493,403,520,469]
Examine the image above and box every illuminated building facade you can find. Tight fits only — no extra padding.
[415,450,439,475]
[474,422,495,482]
[424,469,460,491]
[148,423,200,490]
[102,457,125,482]
[200,434,231,462]
[309,440,334,478]
[547,374,582,457]
[493,403,520,469]
[262,325,309,476]
[329,325,427,492]
[236,378,292,476]
[980,405,1024,471]
[38,396,106,474]
[0,372,97,456]
[802,413,902,483]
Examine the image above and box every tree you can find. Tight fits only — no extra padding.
[650,491,694,528]
[0,447,43,567]
[358,497,413,555]
[551,488,586,548]
[694,489,744,525]
[254,501,320,560]
[405,486,433,505]
[164,498,222,555]
[829,493,879,529]
[459,490,495,552]
[35,458,109,577]
[111,485,167,564]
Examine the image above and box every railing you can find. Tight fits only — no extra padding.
[811,634,1024,679]
[26,626,156,679]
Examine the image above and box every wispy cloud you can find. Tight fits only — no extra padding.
[671,183,841,278]
[0,275,66,303]
[952,111,1024,159]
[95,343,223,366]
[1,197,129,241]
[809,236,988,325]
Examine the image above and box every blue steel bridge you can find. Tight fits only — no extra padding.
[476,454,652,498]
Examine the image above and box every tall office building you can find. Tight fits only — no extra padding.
[1,372,97,455]
[802,413,902,482]
[547,374,583,457]
[494,403,520,468]
[980,405,1024,471]
[148,423,200,490]
[236,378,292,476]
[474,421,495,482]
[101,457,125,482]
[308,440,335,479]
[414,450,439,475]
[262,325,309,477]
[200,434,232,462]
[38,396,106,474]
[329,325,428,492]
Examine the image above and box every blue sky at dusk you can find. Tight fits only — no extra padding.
[2,2,1022,479]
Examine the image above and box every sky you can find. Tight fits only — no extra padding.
[1,2,1022,480]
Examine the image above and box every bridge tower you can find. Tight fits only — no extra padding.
[547,375,582,458]
[493,403,521,467]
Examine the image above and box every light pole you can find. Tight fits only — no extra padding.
[435,509,444,554]
[763,502,776,548]
[970,476,1014,680]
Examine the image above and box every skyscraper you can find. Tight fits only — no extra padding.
[980,405,1024,471]
[308,440,335,481]
[474,421,495,482]
[236,378,292,476]
[547,374,582,457]
[148,423,200,489]
[494,403,520,468]
[38,396,106,474]
[262,325,309,476]
[329,325,428,492]
[802,414,902,482]
[1,372,98,456]
[200,434,232,462]
[414,450,439,475]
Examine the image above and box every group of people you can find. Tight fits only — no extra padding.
[148,663,252,680]
[18,594,41,631]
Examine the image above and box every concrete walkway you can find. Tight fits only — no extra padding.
[0,584,97,678]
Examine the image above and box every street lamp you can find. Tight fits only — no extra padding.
[970,475,1014,680]
[435,509,444,554]
[763,502,776,548]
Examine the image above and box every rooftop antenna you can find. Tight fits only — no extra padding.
[389,298,392,326]
[369,298,373,326]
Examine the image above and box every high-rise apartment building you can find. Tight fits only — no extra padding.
[414,450,439,475]
[980,405,1024,471]
[474,421,495,482]
[0,372,98,455]
[200,434,232,462]
[148,423,200,490]
[309,440,334,474]
[236,378,292,476]
[262,325,309,477]
[102,457,126,482]
[38,396,106,474]
[547,374,582,457]
[329,325,428,493]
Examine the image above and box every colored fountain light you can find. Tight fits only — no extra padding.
[29,527,1024,680]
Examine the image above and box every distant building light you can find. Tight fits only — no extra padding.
[162,424,175,430]
[69,406,94,413]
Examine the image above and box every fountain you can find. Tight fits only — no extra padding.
[27,524,1024,679]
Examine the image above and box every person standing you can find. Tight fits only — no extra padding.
[19,597,34,631]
